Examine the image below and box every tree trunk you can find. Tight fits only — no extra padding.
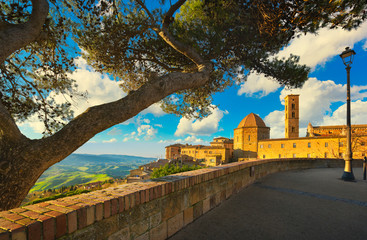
[0,0,214,211]
[0,64,212,211]
[0,137,48,210]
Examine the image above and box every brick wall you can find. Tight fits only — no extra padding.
[0,158,361,240]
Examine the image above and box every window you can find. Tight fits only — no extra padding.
[268,144,272,148]
[210,159,215,163]
[292,103,295,110]
[307,154,311,158]
[263,155,266,159]
[293,154,296,158]
[281,144,284,148]
[292,127,295,132]
[325,142,328,147]
[308,142,311,148]
[339,142,344,147]
[260,144,263,148]
[292,112,295,118]
[279,154,281,158]
[209,151,212,154]
[324,152,328,158]
[248,135,251,141]
[293,143,296,148]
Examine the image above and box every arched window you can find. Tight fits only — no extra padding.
[292,112,295,118]
[292,103,295,110]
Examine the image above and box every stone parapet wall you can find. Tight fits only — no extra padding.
[0,158,361,240]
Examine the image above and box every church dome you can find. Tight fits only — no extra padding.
[237,113,267,128]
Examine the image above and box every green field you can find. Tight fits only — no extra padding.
[31,172,111,192]
[30,154,154,192]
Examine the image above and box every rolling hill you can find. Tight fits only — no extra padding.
[30,154,155,192]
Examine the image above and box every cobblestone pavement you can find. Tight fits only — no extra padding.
[170,168,367,240]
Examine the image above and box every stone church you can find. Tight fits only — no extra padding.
[234,95,367,160]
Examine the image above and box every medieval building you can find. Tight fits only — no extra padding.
[166,94,367,165]
[236,95,367,160]
[165,137,233,167]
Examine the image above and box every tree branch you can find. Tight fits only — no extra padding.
[28,67,212,167]
[158,0,206,67]
[135,0,159,31]
[0,100,24,142]
[0,0,49,64]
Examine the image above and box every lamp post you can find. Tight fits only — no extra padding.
[339,47,356,181]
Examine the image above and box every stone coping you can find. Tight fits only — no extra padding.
[0,158,349,239]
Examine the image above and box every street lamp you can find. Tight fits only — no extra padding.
[339,47,356,181]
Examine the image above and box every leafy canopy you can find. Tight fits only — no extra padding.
[1,0,366,132]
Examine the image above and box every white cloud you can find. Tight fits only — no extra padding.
[264,77,367,138]
[21,57,126,134]
[158,139,183,144]
[137,124,158,140]
[175,107,228,136]
[237,73,280,97]
[238,21,367,97]
[280,78,367,126]
[103,138,117,143]
[123,131,138,142]
[184,136,205,144]
[158,136,209,145]
[363,40,367,51]
[322,100,367,126]
[107,127,122,136]
[141,103,166,117]
[264,110,284,139]
[278,22,367,68]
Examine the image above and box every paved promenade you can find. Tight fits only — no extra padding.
[170,168,367,240]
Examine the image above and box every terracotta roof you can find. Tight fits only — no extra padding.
[165,143,185,148]
[312,124,367,129]
[237,113,267,128]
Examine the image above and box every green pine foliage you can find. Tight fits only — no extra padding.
[151,164,203,179]
[23,189,91,206]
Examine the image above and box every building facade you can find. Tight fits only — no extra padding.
[165,144,184,160]
[165,137,234,166]
[233,113,270,159]
[165,94,367,164]
[235,95,367,160]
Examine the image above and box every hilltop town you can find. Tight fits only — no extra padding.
[165,94,367,164]
[126,94,367,183]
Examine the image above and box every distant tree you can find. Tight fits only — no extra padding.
[0,0,366,210]
[151,163,203,178]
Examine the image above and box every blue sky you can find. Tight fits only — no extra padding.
[18,19,367,158]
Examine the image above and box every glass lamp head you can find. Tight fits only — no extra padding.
[340,47,356,66]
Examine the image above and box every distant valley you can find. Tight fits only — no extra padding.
[31,154,155,192]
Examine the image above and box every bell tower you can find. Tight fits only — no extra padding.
[285,95,299,138]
